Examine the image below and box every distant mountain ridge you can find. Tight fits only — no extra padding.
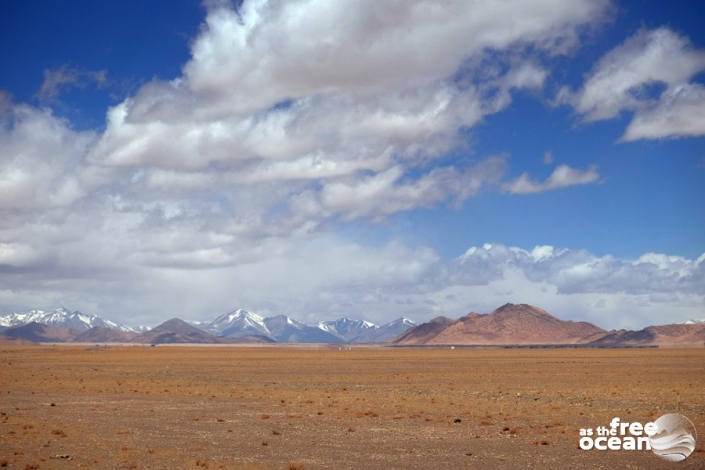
[0,308,139,332]
[393,303,705,347]
[0,320,273,345]
[4,304,702,347]
[0,307,417,344]
[191,309,417,343]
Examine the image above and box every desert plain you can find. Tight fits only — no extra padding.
[0,345,703,469]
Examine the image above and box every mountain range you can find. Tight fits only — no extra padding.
[0,308,417,344]
[1,304,703,347]
[0,308,142,332]
[191,309,417,343]
[393,303,705,347]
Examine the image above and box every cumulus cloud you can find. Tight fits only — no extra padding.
[501,164,599,194]
[309,156,506,221]
[85,0,609,226]
[455,244,705,297]
[620,83,705,141]
[184,0,606,112]
[560,27,705,140]
[0,105,96,210]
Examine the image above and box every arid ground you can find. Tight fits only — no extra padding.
[1,345,703,469]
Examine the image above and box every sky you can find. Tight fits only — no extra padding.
[0,0,704,330]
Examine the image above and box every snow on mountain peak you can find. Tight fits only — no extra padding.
[0,308,139,332]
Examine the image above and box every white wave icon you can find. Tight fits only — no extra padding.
[649,414,698,462]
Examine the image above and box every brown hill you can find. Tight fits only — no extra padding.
[131,318,222,344]
[1,322,78,343]
[129,319,274,344]
[392,316,454,344]
[0,336,37,345]
[73,327,139,343]
[589,324,705,347]
[392,303,605,345]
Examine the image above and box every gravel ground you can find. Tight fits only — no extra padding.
[0,346,703,469]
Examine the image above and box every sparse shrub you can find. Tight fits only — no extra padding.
[261,414,270,419]
[51,429,67,437]
[261,440,268,446]
[287,462,305,470]
[272,430,281,435]
[0,459,7,467]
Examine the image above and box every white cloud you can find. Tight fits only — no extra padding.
[185,0,606,112]
[621,83,705,141]
[562,27,705,140]
[313,157,506,221]
[85,0,609,227]
[501,164,599,194]
[0,105,95,210]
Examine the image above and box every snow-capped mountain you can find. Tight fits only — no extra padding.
[317,318,378,341]
[194,309,342,342]
[193,309,417,343]
[263,315,342,343]
[683,319,705,325]
[362,317,418,342]
[196,309,271,337]
[327,317,418,343]
[0,308,138,332]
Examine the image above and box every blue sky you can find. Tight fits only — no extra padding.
[0,0,703,329]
